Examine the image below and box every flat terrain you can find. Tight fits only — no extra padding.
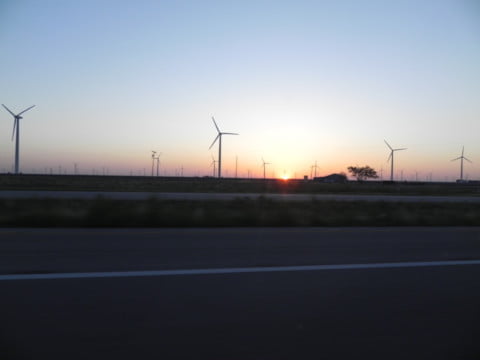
[2,190,480,202]
[1,174,480,195]
[1,174,480,226]
[1,228,480,359]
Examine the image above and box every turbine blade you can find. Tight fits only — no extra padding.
[464,157,472,163]
[2,104,15,117]
[211,117,220,133]
[395,148,407,151]
[17,105,35,116]
[451,157,461,162]
[384,140,393,150]
[11,119,17,141]
[387,152,392,162]
[222,132,239,136]
[209,134,220,149]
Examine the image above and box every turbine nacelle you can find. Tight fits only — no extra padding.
[261,158,271,166]
[385,140,407,162]
[451,146,472,163]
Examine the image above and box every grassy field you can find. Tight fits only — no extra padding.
[1,174,479,227]
[1,197,479,227]
[1,174,480,196]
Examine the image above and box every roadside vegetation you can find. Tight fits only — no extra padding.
[1,197,479,227]
[1,174,480,196]
[1,174,479,227]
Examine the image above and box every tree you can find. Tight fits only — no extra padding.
[347,166,379,181]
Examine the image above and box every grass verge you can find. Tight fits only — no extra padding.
[1,197,480,227]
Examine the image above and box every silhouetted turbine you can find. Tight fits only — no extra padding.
[208,117,238,178]
[311,161,320,179]
[151,151,157,176]
[451,146,471,181]
[210,155,217,177]
[384,140,407,181]
[2,104,35,174]
[262,158,271,179]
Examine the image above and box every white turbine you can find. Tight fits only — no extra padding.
[2,104,35,174]
[208,117,238,178]
[451,146,471,181]
[384,140,407,181]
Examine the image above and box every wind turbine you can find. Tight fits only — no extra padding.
[262,158,271,179]
[451,146,471,181]
[155,152,162,176]
[384,140,407,181]
[2,104,35,174]
[151,151,157,176]
[208,117,238,178]
[311,161,320,179]
[210,155,217,177]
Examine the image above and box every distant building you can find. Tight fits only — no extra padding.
[313,173,348,183]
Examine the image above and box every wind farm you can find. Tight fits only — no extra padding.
[2,4,480,360]
[0,106,478,184]
[1,2,478,180]
[0,2,478,217]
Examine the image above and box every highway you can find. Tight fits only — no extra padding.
[1,228,480,359]
[1,190,480,202]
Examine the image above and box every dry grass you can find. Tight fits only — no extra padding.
[1,197,479,227]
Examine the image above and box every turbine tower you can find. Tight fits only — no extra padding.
[155,152,161,176]
[208,117,238,178]
[210,155,217,177]
[2,104,35,174]
[262,158,271,179]
[384,140,407,181]
[311,161,320,179]
[451,146,471,181]
[151,151,157,176]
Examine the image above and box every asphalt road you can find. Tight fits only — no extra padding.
[1,228,480,359]
[1,190,480,202]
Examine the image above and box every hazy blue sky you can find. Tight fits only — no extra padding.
[1,0,479,180]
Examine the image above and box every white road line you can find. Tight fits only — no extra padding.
[1,260,480,281]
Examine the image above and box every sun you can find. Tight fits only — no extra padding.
[281,174,290,181]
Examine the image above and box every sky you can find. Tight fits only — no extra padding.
[1,0,479,180]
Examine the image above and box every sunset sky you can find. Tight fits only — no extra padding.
[1,0,479,180]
